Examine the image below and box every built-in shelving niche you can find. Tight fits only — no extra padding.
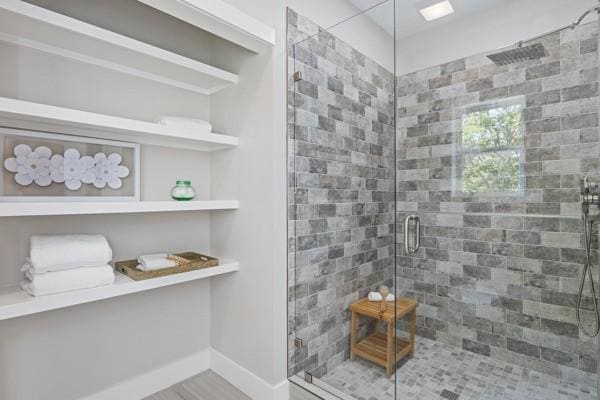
[0,0,275,316]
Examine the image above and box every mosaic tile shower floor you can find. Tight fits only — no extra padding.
[320,337,598,400]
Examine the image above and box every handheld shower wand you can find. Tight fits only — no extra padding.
[577,177,600,337]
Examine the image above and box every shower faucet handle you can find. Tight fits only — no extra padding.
[582,177,599,195]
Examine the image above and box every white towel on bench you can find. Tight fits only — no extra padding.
[368,292,395,302]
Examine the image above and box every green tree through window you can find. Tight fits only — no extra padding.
[460,100,524,193]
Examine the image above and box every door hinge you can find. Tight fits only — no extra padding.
[293,71,302,82]
[304,371,313,383]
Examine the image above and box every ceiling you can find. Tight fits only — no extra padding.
[346,0,507,38]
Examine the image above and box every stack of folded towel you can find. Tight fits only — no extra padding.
[368,292,395,302]
[156,116,212,133]
[137,254,179,271]
[20,235,115,296]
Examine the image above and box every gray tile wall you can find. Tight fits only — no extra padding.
[396,22,599,385]
[287,9,395,378]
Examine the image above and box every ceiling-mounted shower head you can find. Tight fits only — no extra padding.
[486,43,547,66]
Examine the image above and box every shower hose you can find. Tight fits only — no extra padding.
[576,213,600,337]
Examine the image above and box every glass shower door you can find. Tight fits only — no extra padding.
[287,2,397,398]
[394,5,600,399]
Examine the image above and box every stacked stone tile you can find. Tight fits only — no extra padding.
[397,22,599,385]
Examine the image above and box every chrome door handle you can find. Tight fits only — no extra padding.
[404,215,420,255]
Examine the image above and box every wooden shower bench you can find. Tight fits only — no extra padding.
[349,297,417,378]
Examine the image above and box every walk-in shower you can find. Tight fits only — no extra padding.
[288,1,600,399]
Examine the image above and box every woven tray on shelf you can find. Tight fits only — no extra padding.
[114,252,218,281]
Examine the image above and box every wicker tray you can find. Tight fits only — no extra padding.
[114,252,219,281]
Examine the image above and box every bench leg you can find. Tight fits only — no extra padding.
[409,309,416,357]
[350,311,357,360]
[386,319,394,378]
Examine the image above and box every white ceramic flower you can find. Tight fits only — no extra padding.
[93,152,129,189]
[3,144,52,186]
[49,154,65,183]
[50,148,95,191]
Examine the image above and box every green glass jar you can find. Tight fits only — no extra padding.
[170,180,196,201]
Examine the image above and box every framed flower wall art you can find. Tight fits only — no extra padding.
[0,127,140,201]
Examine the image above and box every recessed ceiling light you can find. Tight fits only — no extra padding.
[419,0,455,21]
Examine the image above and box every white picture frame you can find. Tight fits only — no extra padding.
[0,127,140,202]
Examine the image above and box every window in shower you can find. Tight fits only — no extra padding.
[454,97,525,194]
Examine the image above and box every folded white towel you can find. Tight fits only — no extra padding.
[20,265,115,296]
[29,235,112,273]
[137,254,177,271]
[156,116,212,132]
[368,292,395,302]
[137,253,167,264]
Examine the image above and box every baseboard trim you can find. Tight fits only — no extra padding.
[81,349,210,400]
[210,349,289,400]
[80,348,288,400]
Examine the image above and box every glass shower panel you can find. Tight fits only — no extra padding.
[288,2,397,398]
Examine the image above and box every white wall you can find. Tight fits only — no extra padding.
[209,36,281,385]
[397,0,598,74]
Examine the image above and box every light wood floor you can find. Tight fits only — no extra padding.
[145,371,250,400]
[145,371,320,400]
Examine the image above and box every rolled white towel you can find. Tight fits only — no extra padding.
[137,254,177,271]
[20,265,115,296]
[368,292,382,301]
[156,116,212,132]
[137,253,167,263]
[368,292,395,302]
[29,235,112,273]
[136,260,177,271]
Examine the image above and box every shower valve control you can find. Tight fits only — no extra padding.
[581,177,600,210]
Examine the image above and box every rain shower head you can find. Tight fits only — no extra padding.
[486,43,547,66]
[487,3,600,67]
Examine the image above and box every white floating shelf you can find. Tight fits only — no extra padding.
[0,97,239,151]
[137,0,276,53]
[0,200,240,217]
[0,260,239,321]
[0,0,238,95]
